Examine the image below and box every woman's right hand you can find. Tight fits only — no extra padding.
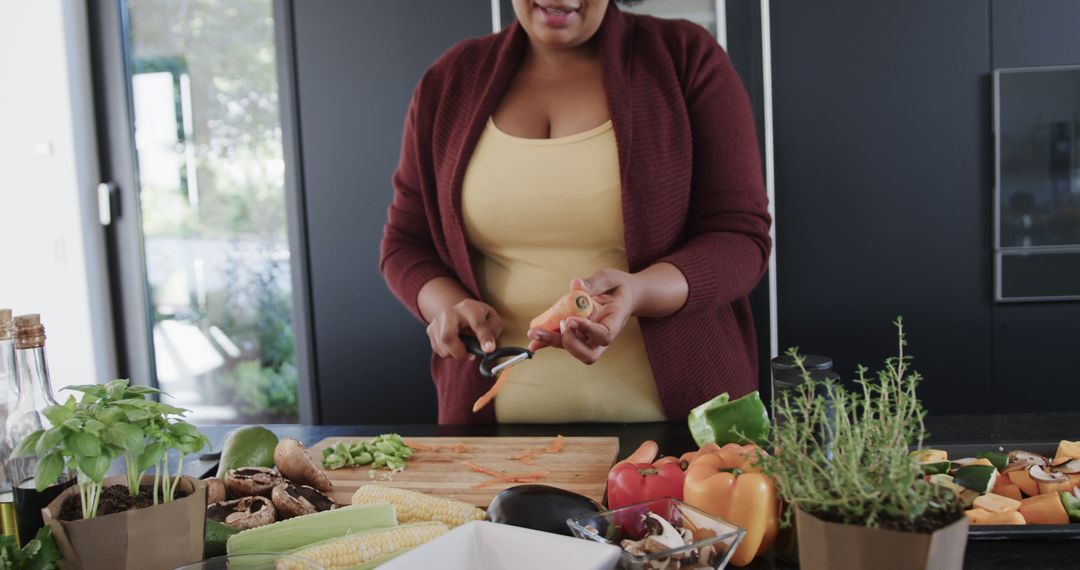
[426,299,503,361]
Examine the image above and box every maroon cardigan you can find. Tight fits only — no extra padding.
[379,4,772,424]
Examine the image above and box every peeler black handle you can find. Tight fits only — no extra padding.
[459,335,533,379]
[459,334,488,359]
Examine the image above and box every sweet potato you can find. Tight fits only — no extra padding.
[965,508,1025,525]
[1008,469,1040,497]
[1018,493,1069,525]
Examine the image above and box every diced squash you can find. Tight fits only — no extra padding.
[964,508,1026,525]
[1054,440,1080,464]
[954,465,998,494]
[973,493,1021,513]
[911,449,948,463]
[958,489,981,509]
[1008,470,1040,497]
[995,483,1023,502]
[1018,493,1070,525]
[1037,480,1077,496]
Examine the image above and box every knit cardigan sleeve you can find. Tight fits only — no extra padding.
[658,31,772,316]
[379,85,458,322]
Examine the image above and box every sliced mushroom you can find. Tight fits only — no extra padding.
[205,477,227,504]
[207,496,277,529]
[1029,464,1069,483]
[224,467,284,498]
[271,482,338,519]
[1004,450,1048,472]
[1051,458,1080,474]
[643,513,686,550]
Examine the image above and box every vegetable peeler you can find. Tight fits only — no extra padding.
[459,334,534,379]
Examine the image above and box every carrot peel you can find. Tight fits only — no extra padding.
[472,368,511,413]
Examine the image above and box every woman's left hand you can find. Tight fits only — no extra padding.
[527,269,640,364]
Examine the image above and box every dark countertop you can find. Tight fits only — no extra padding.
[195,412,1080,569]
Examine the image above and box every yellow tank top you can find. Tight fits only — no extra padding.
[461,118,665,423]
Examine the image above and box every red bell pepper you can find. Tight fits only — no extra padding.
[607,461,686,510]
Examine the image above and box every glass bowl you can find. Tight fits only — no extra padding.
[173,553,324,570]
[567,497,746,570]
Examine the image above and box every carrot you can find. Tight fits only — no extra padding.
[546,435,566,454]
[472,368,512,413]
[617,440,660,467]
[529,290,595,333]
[463,461,504,477]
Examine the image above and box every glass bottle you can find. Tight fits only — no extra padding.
[5,314,69,545]
[0,310,16,538]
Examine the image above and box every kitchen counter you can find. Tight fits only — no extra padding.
[195,412,1080,569]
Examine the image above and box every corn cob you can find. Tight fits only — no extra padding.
[350,485,485,528]
[226,503,397,556]
[283,521,450,569]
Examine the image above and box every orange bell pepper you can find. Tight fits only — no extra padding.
[683,444,779,567]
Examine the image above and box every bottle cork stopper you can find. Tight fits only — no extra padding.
[14,314,45,349]
[0,309,11,341]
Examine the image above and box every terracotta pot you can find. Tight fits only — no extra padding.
[42,474,206,570]
[794,507,968,570]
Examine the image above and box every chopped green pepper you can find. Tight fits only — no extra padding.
[1062,491,1080,523]
[688,391,770,447]
[976,451,1008,471]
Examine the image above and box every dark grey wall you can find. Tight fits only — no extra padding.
[291,1,493,423]
[989,0,1080,412]
[772,0,1080,413]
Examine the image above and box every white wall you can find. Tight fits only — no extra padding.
[0,0,116,390]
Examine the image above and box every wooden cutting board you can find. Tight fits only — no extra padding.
[308,436,619,507]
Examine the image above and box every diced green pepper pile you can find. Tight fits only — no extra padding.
[321,434,413,472]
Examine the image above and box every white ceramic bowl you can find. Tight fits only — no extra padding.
[379,520,622,570]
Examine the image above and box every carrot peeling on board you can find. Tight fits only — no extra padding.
[529,290,595,333]
[546,435,566,453]
[472,368,511,413]
[403,439,473,453]
[471,471,550,488]
[463,461,503,477]
[511,450,540,465]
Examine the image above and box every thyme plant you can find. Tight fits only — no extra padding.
[764,318,963,531]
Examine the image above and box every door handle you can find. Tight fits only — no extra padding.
[97,182,118,226]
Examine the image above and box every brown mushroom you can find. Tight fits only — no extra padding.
[1004,450,1049,472]
[1051,458,1080,474]
[224,467,284,498]
[205,477,227,504]
[274,438,333,493]
[271,482,338,519]
[207,496,277,529]
[1029,464,1069,483]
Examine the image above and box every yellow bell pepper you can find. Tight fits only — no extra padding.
[683,444,779,567]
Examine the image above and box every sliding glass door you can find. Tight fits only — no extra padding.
[92,0,301,423]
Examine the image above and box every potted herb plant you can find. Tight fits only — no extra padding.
[13,380,209,570]
[764,319,968,570]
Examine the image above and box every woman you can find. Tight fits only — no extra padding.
[380,0,771,424]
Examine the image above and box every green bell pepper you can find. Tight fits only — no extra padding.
[688,391,770,447]
[1061,491,1080,523]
